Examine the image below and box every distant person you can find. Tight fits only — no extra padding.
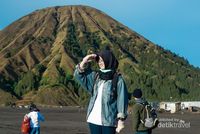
[74,48,128,134]
[27,104,44,134]
[132,88,152,134]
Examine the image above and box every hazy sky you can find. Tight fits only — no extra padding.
[0,0,200,67]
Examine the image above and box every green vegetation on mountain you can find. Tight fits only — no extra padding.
[0,5,199,106]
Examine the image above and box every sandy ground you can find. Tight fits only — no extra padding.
[0,107,200,134]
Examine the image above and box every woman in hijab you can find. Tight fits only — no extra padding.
[74,49,128,134]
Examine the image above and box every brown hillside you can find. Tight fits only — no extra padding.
[0,5,200,106]
[0,89,18,106]
[0,5,142,79]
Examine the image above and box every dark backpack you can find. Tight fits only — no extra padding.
[92,72,119,99]
[139,102,159,129]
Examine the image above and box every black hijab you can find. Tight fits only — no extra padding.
[96,50,119,80]
[29,104,39,112]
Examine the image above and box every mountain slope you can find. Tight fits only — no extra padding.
[0,89,17,106]
[0,5,200,106]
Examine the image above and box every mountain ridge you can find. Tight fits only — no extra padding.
[0,5,200,106]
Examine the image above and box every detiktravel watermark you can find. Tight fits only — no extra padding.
[158,118,191,128]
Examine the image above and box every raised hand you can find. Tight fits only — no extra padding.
[80,54,97,70]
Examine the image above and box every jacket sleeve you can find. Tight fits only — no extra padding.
[73,64,96,94]
[132,104,140,133]
[38,112,45,122]
[116,76,128,119]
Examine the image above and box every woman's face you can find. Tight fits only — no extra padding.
[98,56,105,69]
